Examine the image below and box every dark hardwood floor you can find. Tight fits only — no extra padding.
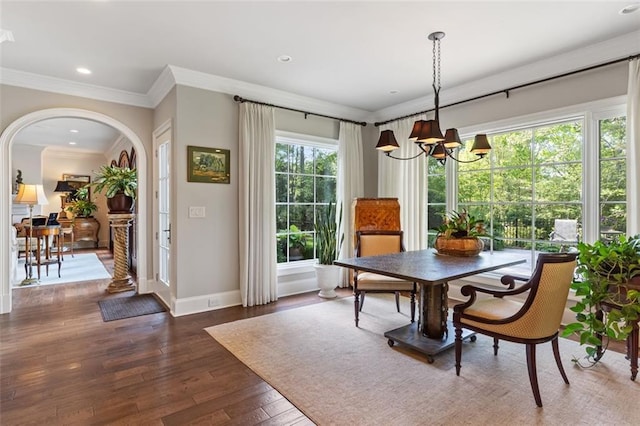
[0,249,628,425]
[1,249,348,425]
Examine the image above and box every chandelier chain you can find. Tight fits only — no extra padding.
[432,37,441,91]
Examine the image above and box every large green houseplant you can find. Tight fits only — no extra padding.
[561,234,640,366]
[89,165,137,213]
[313,202,344,298]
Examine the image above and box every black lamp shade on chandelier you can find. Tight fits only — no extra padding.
[376,31,491,164]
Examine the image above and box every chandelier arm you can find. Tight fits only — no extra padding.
[385,151,427,161]
[443,149,487,164]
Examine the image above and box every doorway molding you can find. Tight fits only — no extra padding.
[0,108,149,313]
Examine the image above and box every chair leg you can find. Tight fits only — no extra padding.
[526,343,543,407]
[493,337,500,355]
[359,292,365,311]
[410,291,416,323]
[395,291,400,312]
[354,292,361,327]
[455,326,463,376]
[552,336,570,385]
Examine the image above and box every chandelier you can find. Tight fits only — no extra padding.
[376,31,491,163]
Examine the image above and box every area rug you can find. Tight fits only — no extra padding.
[15,253,111,286]
[206,294,639,425]
[98,294,166,322]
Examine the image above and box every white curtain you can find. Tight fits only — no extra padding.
[627,58,640,236]
[337,121,364,286]
[378,114,429,250]
[239,103,277,306]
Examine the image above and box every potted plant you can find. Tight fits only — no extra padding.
[313,201,344,298]
[65,187,98,218]
[285,225,308,261]
[89,165,137,213]
[433,209,489,256]
[561,235,640,370]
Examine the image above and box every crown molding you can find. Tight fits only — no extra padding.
[0,67,153,108]
[369,30,640,124]
[167,65,371,122]
[146,65,176,107]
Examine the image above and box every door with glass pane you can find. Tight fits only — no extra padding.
[154,125,171,290]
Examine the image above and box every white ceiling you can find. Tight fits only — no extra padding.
[2,1,640,151]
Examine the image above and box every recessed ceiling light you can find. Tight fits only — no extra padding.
[68,141,77,145]
[76,67,92,75]
[620,4,640,14]
[277,55,292,63]
[70,129,79,133]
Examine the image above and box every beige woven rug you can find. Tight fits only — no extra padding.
[206,295,638,425]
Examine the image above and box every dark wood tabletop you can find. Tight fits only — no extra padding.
[334,249,527,285]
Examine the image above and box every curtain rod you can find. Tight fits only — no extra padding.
[233,95,367,127]
[374,53,640,127]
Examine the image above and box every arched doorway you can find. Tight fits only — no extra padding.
[1,108,149,313]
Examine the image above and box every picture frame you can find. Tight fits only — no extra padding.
[62,174,91,205]
[187,146,230,184]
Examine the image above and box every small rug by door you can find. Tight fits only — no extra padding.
[98,294,166,322]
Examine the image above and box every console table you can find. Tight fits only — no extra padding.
[58,217,100,248]
[24,225,62,281]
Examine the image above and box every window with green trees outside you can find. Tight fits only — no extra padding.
[275,135,337,264]
[426,105,627,274]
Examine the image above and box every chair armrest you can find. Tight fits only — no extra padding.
[454,279,532,312]
[500,274,530,289]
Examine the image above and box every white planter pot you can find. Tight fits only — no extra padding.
[314,263,340,298]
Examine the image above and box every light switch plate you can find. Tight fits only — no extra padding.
[189,206,205,218]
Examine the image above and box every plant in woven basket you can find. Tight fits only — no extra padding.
[433,209,489,239]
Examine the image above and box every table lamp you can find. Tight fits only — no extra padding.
[14,183,49,285]
[54,180,76,219]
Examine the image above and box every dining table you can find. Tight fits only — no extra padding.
[334,249,527,362]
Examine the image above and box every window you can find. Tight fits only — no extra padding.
[599,116,627,238]
[275,133,337,264]
[426,100,627,274]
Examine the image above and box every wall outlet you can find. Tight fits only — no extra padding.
[189,206,205,218]
[208,297,219,307]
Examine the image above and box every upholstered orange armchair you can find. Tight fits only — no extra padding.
[353,230,416,327]
[453,252,577,407]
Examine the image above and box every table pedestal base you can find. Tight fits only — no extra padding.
[384,321,475,363]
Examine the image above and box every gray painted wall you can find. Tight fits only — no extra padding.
[0,60,630,313]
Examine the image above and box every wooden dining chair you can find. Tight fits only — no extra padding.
[453,252,577,407]
[353,230,416,327]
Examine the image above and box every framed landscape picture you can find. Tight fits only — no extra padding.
[187,146,230,184]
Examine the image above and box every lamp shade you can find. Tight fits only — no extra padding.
[470,134,492,157]
[415,119,444,145]
[15,184,49,206]
[442,128,462,149]
[376,129,400,152]
[430,143,447,160]
[54,180,76,192]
